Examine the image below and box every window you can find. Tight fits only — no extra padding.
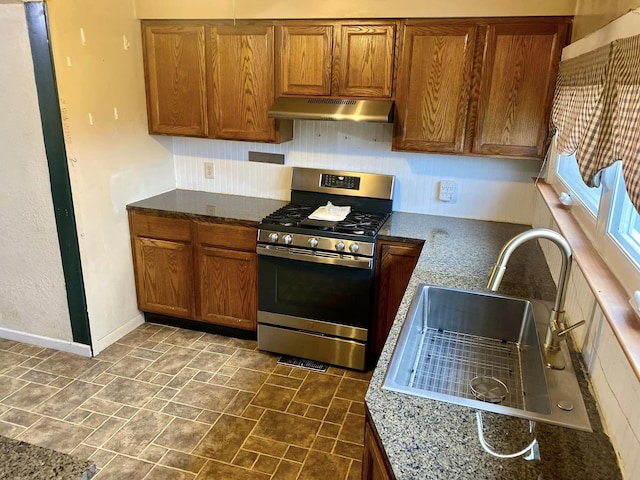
[557,153,602,216]
[608,164,640,268]
[552,150,640,292]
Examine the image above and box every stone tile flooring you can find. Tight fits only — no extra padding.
[0,323,372,479]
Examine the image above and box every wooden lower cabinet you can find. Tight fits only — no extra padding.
[363,409,395,480]
[198,245,257,330]
[133,236,195,318]
[128,210,259,331]
[372,240,423,355]
[129,211,195,318]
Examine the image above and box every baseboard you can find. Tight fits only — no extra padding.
[90,313,144,355]
[0,327,92,357]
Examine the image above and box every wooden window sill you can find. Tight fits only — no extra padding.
[537,180,640,381]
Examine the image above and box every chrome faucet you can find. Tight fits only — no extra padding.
[486,228,585,370]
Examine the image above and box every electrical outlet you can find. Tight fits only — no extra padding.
[204,162,214,179]
[438,180,457,202]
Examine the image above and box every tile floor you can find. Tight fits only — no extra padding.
[0,323,372,479]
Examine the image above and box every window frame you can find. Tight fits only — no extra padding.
[556,153,602,217]
[547,142,599,243]
[547,138,640,298]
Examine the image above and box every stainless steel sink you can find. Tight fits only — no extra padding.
[383,284,592,431]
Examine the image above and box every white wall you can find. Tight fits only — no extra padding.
[134,0,577,20]
[46,0,176,353]
[0,3,73,343]
[572,0,640,40]
[175,122,542,224]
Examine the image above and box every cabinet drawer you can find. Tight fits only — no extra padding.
[130,211,192,242]
[197,222,257,251]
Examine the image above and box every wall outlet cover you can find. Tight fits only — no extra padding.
[438,180,457,202]
[204,162,214,179]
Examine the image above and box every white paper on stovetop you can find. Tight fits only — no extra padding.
[307,202,351,221]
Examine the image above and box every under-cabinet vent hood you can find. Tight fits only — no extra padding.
[268,97,394,123]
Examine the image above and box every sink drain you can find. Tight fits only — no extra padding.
[470,376,509,403]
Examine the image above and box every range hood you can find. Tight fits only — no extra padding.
[268,97,394,123]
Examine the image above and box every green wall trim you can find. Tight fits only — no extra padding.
[25,2,92,347]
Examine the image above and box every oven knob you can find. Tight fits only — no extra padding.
[335,241,345,252]
[349,243,359,253]
[308,238,319,248]
[268,232,279,243]
[283,234,293,245]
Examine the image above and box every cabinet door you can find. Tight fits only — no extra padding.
[142,22,208,136]
[472,21,568,158]
[363,412,394,480]
[207,23,280,142]
[198,246,257,330]
[334,23,396,98]
[372,241,422,355]
[393,23,477,153]
[278,25,333,96]
[133,237,195,317]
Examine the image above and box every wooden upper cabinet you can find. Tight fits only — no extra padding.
[278,25,333,96]
[393,17,570,159]
[142,22,208,137]
[207,23,288,143]
[472,21,569,158]
[335,23,396,98]
[393,23,477,153]
[277,21,396,98]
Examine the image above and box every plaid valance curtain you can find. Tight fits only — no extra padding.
[551,34,640,212]
[551,44,610,173]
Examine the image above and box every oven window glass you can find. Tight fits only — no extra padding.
[258,255,373,328]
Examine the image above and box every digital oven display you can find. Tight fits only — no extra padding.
[320,174,361,190]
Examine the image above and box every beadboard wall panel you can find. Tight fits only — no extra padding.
[174,121,542,224]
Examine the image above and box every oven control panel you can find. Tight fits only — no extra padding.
[320,174,361,191]
[257,230,375,257]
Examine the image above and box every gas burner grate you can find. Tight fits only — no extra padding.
[260,204,390,237]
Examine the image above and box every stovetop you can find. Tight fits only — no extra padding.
[260,203,390,238]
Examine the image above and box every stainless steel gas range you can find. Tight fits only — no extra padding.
[256,167,394,370]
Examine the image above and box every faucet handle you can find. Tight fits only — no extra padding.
[556,319,586,338]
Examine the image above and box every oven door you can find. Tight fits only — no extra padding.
[257,245,374,333]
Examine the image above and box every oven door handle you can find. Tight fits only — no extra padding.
[257,244,373,270]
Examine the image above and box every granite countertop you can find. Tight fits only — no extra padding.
[0,435,95,480]
[368,212,621,479]
[126,189,289,226]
